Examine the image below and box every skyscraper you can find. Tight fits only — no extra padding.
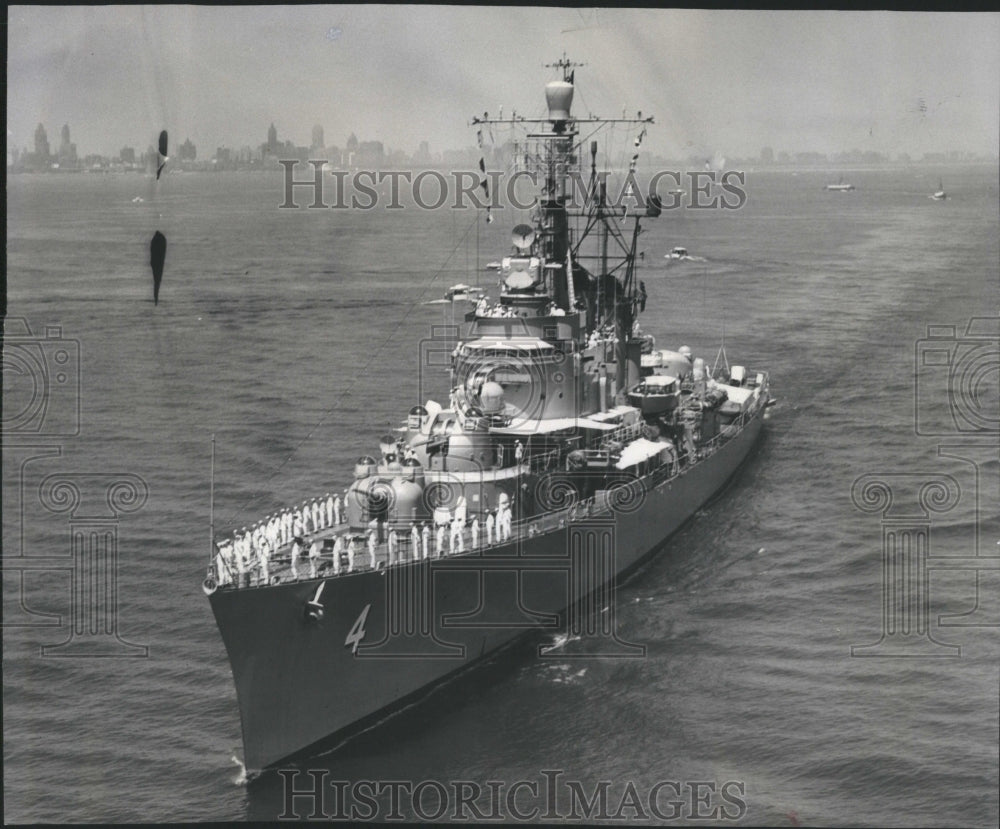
[34,123,50,163]
[267,123,278,153]
[311,124,324,151]
[59,124,77,165]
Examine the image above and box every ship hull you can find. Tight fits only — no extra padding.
[210,408,765,771]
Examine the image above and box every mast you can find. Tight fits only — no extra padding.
[209,433,215,561]
[469,56,658,395]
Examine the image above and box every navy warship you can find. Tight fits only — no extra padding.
[206,58,771,773]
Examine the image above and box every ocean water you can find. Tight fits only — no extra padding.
[4,165,998,825]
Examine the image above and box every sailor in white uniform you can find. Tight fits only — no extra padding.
[421,523,431,559]
[259,539,270,584]
[498,493,512,541]
[332,535,345,575]
[347,536,358,572]
[311,499,322,531]
[367,530,377,569]
[485,510,495,545]
[290,536,303,580]
[410,524,420,561]
[325,493,334,528]
[435,523,445,557]
[235,537,248,584]
[281,511,291,545]
[388,529,399,565]
[471,516,479,548]
[217,541,233,585]
[266,516,278,550]
[333,494,343,525]
[235,529,248,573]
[308,538,321,578]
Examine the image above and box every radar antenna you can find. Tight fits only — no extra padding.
[544,52,585,81]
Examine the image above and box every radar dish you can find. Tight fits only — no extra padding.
[511,224,536,250]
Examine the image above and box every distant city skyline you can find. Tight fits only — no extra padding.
[10,115,993,175]
[8,7,999,164]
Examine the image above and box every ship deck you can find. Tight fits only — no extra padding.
[210,384,769,592]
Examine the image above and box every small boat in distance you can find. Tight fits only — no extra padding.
[931,180,947,201]
[666,246,690,260]
[825,177,855,192]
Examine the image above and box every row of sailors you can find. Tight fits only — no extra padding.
[475,299,524,319]
[215,503,516,587]
[222,493,349,566]
[586,329,618,350]
[474,297,569,319]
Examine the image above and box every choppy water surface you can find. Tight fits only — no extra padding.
[4,166,998,824]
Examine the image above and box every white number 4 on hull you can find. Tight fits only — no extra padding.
[345,604,370,654]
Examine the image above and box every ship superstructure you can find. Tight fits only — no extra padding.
[206,58,771,772]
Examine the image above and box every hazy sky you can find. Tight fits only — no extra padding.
[8,6,1000,160]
